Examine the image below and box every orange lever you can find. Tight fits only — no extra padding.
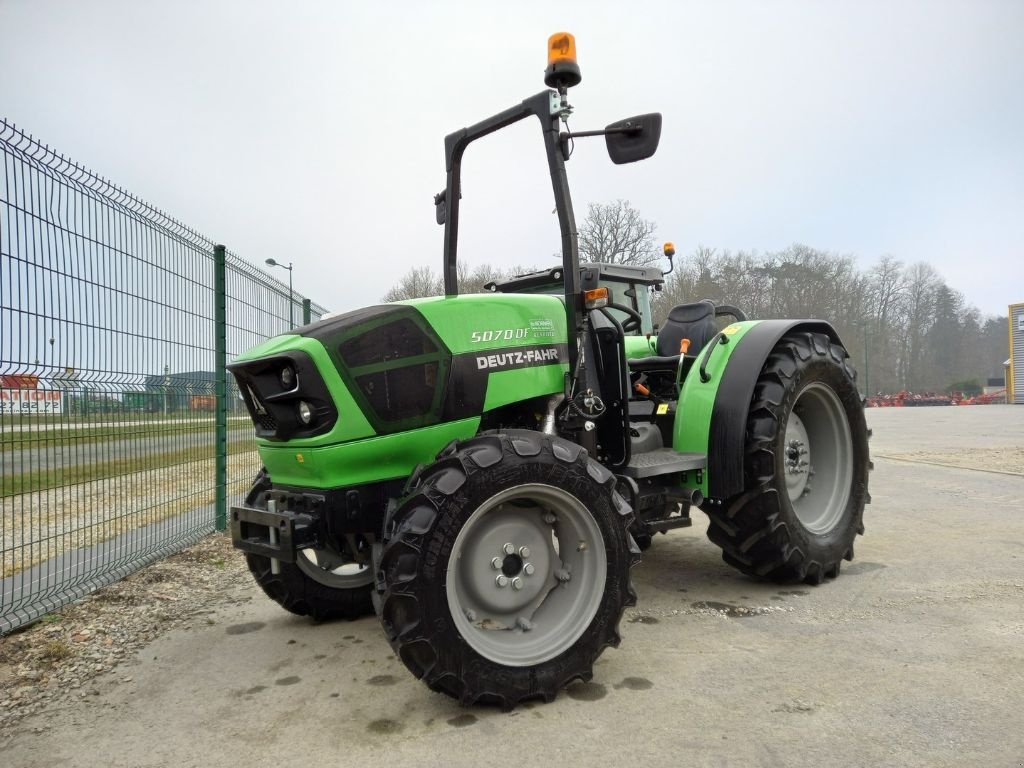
[679,338,691,354]
[634,382,650,397]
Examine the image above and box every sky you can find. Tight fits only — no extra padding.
[1,0,1021,318]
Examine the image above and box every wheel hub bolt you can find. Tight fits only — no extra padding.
[465,610,477,622]
[490,557,502,570]
[511,577,524,591]
[519,546,531,558]
[523,563,535,576]
[543,512,557,524]
[503,542,515,555]
[516,617,534,631]
[495,575,509,588]
[556,569,572,582]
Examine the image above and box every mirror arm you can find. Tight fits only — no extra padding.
[559,126,640,159]
[562,125,640,140]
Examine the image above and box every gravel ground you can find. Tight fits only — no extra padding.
[0,533,249,730]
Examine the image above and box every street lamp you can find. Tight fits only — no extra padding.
[265,258,294,328]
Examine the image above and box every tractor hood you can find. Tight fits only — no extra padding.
[229,293,570,448]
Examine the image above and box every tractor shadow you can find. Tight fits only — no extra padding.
[628,524,812,614]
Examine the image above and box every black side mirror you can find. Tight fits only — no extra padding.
[434,191,446,225]
[605,113,662,164]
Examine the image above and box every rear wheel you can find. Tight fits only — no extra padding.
[376,430,638,708]
[244,472,375,620]
[706,331,870,585]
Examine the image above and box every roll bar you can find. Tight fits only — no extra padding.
[435,89,583,371]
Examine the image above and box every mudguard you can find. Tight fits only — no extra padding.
[674,319,844,502]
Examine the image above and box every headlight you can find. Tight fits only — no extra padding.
[280,366,296,390]
[297,401,313,425]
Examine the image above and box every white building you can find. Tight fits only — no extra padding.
[1010,303,1024,404]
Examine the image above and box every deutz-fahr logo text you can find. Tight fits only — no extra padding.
[476,347,559,370]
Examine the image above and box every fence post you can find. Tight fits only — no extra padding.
[214,244,228,532]
[302,298,312,325]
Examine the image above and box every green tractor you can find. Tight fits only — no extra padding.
[228,34,870,708]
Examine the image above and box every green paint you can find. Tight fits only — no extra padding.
[409,296,570,414]
[623,335,658,358]
[673,321,759,496]
[233,332,305,361]
[259,417,481,488]
[482,366,565,411]
[233,295,575,488]
[404,294,567,354]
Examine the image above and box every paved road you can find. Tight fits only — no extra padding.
[3,406,1023,767]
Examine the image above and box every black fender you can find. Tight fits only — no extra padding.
[707,320,845,502]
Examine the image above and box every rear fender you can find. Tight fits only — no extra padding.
[674,320,844,502]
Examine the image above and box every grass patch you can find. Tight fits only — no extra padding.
[2,449,261,578]
[1,420,252,452]
[39,638,73,664]
[2,439,256,497]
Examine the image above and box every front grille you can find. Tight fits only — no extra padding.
[339,316,438,367]
[332,310,450,432]
[228,351,336,440]
[355,362,439,421]
[254,411,277,431]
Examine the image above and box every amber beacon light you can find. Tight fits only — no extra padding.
[545,32,582,88]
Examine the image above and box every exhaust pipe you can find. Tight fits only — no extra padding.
[542,394,566,435]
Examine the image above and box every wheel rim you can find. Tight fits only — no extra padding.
[296,534,374,589]
[785,382,854,534]
[446,483,607,667]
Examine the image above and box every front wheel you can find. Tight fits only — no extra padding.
[706,331,870,585]
[376,430,638,708]
[244,472,375,620]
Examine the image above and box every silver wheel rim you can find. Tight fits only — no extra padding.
[446,483,607,667]
[296,535,374,589]
[785,382,853,534]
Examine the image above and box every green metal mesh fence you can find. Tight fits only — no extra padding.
[0,119,327,632]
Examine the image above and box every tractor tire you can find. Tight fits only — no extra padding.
[630,529,654,551]
[706,331,870,585]
[244,471,375,621]
[375,430,639,708]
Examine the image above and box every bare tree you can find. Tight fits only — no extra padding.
[378,238,1004,396]
[860,255,907,392]
[899,262,939,390]
[382,262,540,301]
[981,316,1010,380]
[381,265,443,302]
[578,200,659,266]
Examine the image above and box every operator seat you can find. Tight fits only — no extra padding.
[656,300,717,357]
[627,300,718,376]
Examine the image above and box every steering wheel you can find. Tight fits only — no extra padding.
[607,303,643,334]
